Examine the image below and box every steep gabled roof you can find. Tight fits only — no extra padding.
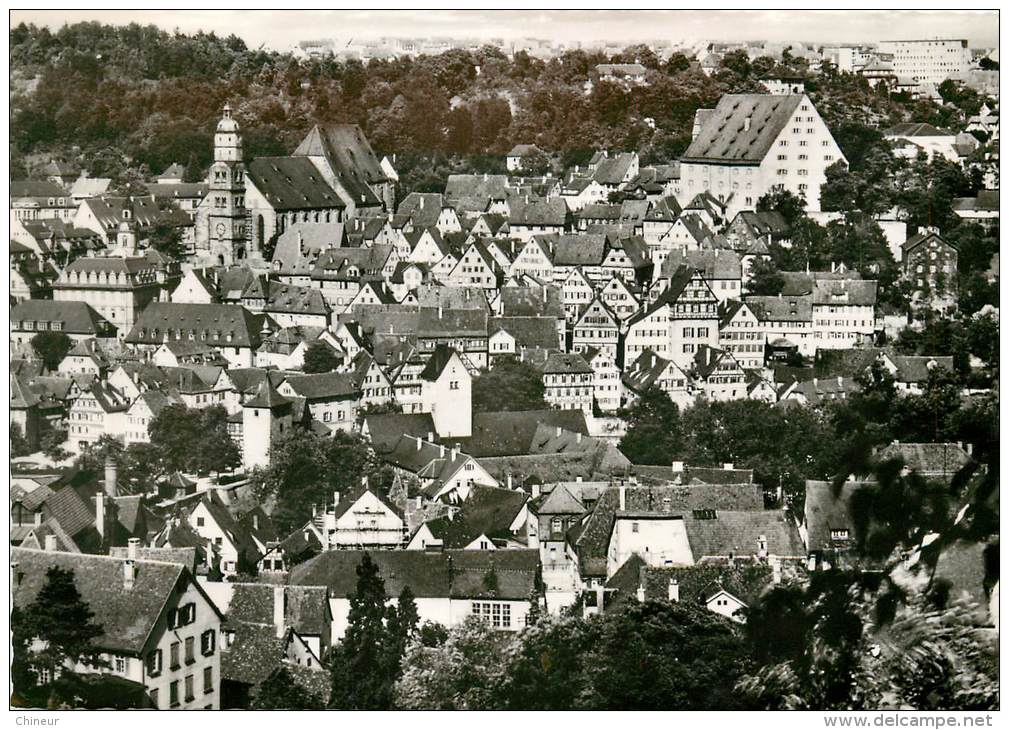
[682,94,805,164]
[294,124,387,205]
[419,344,459,381]
[247,157,345,211]
[11,547,193,655]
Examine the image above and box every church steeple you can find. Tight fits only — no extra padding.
[205,102,248,265]
[115,197,139,256]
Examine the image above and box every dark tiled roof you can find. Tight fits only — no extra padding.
[220,624,286,686]
[571,484,767,577]
[282,371,359,400]
[454,485,527,539]
[11,300,115,336]
[419,344,458,381]
[682,94,804,164]
[682,510,805,559]
[452,409,588,458]
[227,583,329,636]
[499,285,564,318]
[876,442,971,476]
[509,198,567,227]
[489,316,562,350]
[803,480,874,552]
[126,303,267,349]
[660,247,742,280]
[11,180,69,198]
[294,124,386,206]
[247,157,345,211]
[364,413,437,454]
[11,547,189,655]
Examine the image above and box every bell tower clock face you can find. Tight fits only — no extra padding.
[216,222,226,239]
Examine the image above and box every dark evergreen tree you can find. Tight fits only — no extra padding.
[329,554,395,709]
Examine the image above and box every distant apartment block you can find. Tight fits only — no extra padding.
[877,39,972,84]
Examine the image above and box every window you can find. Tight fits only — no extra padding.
[170,680,180,707]
[830,528,850,540]
[185,675,195,702]
[204,666,214,694]
[471,601,512,629]
[170,641,180,670]
[147,649,163,677]
[185,636,195,664]
[631,521,639,533]
[196,517,205,527]
[115,656,127,674]
[449,381,459,390]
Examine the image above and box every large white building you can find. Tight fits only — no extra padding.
[678,94,846,218]
[878,39,972,84]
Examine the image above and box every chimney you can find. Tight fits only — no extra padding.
[757,534,768,559]
[668,578,680,602]
[273,585,286,638]
[576,432,582,444]
[95,492,105,539]
[11,562,20,591]
[128,537,140,561]
[837,376,843,387]
[427,432,434,442]
[252,514,259,530]
[743,116,751,132]
[34,511,42,526]
[506,473,513,490]
[123,557,136,590]
[556,426,562,438]
[531,483,541,499]
[438,306,443,320]
[44,534,58,552]
[333,491,340,507]
[723,463,734,471]
[419,197,425,210]
[439,444,446,457]
[966,442,973,456]
[576,475,583,483]
[104,456,118,497]
[416,436,423,451]
[619,485,626,511]
[311,503,317,517]
[672,460,684,473]
[636,584,646,602]
[450,446,459,461]
[771,557,782,584]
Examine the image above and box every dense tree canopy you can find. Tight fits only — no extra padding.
[30,331,72,371]
[301,341,342,373]
[472,356,548,412]
[10,21,991,198]
[249,429,385,534]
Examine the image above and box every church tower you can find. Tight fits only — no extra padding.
[114,199,138,256]
[207,103,248,265]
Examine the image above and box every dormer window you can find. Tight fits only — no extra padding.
[830,528,849,541]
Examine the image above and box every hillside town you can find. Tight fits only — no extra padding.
[9,13,999,713]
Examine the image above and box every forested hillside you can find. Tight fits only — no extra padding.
[10,21,985,195]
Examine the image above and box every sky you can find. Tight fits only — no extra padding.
[10,9,1000,51]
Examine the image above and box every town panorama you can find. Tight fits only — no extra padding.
[8,10,999,713]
